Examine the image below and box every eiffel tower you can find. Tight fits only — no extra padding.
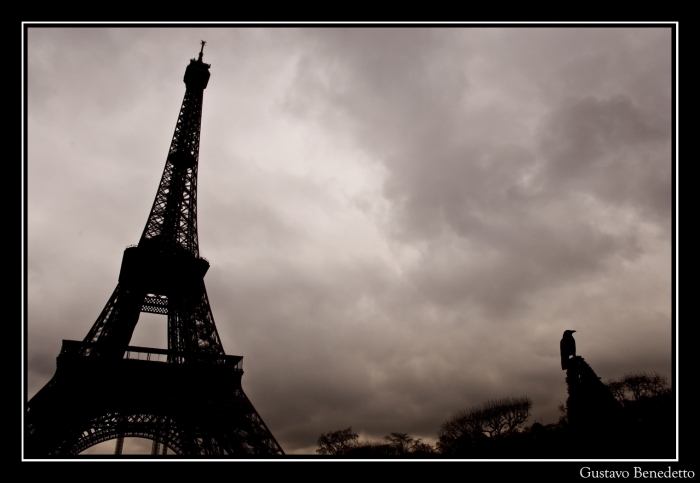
[25,42,285,457]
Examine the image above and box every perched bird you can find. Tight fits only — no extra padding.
[560,330,577,370]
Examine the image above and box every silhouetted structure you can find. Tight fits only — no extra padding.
[565,356,622,427]
[560,330,576,370]
[25,43,284,457]
[558,335,674,458]
[564,355,626,456]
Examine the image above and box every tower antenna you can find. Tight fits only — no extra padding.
[198,40,206,61]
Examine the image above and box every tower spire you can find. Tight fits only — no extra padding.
[198,40,206,62]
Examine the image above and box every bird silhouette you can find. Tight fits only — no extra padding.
[560,330,577,370]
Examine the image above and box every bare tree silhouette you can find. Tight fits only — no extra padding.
[437,396,532,455]
[316,427,359,455]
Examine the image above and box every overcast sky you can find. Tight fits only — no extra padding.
[25,25,675,456]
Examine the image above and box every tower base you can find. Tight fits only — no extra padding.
[26,340,284,457]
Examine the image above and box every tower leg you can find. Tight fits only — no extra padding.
[82,283,146,358]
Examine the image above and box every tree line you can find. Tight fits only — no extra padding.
[315,371,673,458]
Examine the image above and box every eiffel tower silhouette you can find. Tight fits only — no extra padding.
[25,42,285,457]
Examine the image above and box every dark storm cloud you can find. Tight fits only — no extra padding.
[26,27,673,455]
[538,95,671,219]
[283,28,670,313]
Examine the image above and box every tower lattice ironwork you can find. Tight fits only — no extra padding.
[26,43,285,457]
